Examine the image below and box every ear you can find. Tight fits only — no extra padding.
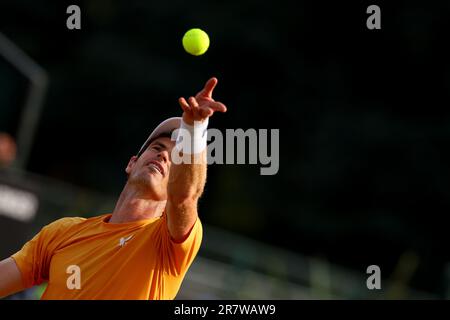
[125,156,138,175]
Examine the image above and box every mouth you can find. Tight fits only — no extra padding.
[146,160,165,176]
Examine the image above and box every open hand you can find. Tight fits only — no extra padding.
[178,77,227,125]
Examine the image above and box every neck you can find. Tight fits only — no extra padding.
[110,183,166,223]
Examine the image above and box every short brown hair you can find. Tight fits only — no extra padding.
[136,131,174,158]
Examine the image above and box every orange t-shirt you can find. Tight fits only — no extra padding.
[11,213,202,300]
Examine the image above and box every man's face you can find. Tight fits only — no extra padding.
[125,136,175,200]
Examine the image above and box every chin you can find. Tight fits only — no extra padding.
[129,173,152,188]
[130,174,165,197]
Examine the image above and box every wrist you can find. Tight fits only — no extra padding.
[175,118,209,155]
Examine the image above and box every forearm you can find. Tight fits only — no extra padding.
[0,258,24,298]
[167,150,207,203]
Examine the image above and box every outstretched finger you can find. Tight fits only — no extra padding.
[178,97,191,112]
[188,96,200,111]
[207,101,227,113]
[197,77,218,99]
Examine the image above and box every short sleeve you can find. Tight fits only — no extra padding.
[159,214,203,277]
[10,218,78,288]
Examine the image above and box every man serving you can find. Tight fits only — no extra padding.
[0,77,227,299]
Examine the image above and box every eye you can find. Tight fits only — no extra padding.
[151,144,165,152]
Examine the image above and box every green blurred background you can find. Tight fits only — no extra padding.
[1,0,450,299]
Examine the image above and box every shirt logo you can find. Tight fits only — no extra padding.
[119,235,133,248]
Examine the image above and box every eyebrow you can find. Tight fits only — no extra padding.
[149,141,169,150]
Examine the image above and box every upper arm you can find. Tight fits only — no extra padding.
[166,198,199,242]
[7,218,77,290]
[157,213,203,279]
[0,257,25,299]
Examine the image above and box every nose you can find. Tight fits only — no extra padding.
[157,150,169,163]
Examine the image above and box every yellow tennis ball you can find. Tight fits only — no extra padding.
[182,28,210,56]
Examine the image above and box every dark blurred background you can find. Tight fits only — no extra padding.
[1,0,450,298]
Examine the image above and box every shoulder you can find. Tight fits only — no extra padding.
[40,216,87,237]
[161,213,203,245]
[45,216,86,229]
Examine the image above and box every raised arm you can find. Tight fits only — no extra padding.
[0,257,24,298]
[166,77,227,242]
